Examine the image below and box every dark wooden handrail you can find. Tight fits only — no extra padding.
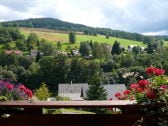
[0,100,139,108]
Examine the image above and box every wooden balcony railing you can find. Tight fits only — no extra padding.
[0,100,150,126]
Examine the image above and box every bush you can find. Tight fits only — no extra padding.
[115,67,168,125]
[34,83,51,100]
[0,80,32,101]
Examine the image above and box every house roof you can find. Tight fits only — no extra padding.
[103,84,126,100]
[58,83,88,100]
[58,83,126,100]
[5,50,22,55]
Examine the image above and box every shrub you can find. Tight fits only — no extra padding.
[115,67,168,125]
[34,83,51,100]
[0,80,32,101]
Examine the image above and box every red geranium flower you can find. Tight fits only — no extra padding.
[136,87,143,92]
[19,85,27,91]
[25,89,33,98]
[146,90,157,99]
[154,68,165,76]
[109,98,112,100]
[115,92,122,98]
[160,85,168,90]
[146,67,155,76]
[0,80,33,100]
[6,84,13,90]
[123,89,131,95]
[130,83,139,89]
[138,80,149,88]
[146,67,165,76]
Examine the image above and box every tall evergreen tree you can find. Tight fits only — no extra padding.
[86,74,107,114]
[146,42,155,54]
[69,31,76,44]
[86,74,107,100]
[79,42,90,57]
[92,42,103,58]
[111,40,121,55]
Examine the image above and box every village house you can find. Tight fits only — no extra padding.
[5,50,22,56]
[30,50,38,57]
[58,83,126,100]
[71,49,80,56]
[127,45,137,52]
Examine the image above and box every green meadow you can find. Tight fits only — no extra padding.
[20,27,146,51]
[164,41,168,47]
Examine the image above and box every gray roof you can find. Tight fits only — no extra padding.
[103,84,126,100]
[58,83,88,100]
[83,84,126,100]
[58,83,126,100]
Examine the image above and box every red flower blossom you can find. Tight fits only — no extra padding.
[19,85,27,91]
[138,80,149,87]
[115,92,122,98]
[160,85,168,90]
[25,89,33,98]
[146,67,165,76]
[136,87,143,92]
[0,81,33,100]
[146,90,157,99]
[19,84,33,98]
[155,68,165,76]
[146,67,155,76]
[123,89,131,95]
[130,83,139,89]
[6,84,13,90]
[109,98,112,100]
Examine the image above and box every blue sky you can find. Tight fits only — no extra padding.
[0,0,168,35]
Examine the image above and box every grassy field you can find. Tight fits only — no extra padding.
[164,41,168,47]
[20,27,146,51]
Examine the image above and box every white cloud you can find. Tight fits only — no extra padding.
[143,30,168,35]
[0,0,168,35]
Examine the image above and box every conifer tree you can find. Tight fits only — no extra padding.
[111,40,121,55]
[86,74,107,113]
[86,74,107,100]
[69,31,76,44]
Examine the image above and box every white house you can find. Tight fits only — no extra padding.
[30,50,38,57]
[127,45,137,52]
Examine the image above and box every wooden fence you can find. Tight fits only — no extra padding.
[0,100,152,126]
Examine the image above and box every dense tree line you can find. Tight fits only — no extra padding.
[0,27,23,44]
[79,40,111,60]
[2,18,165,43]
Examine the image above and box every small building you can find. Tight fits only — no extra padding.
[127,45,137,52]
[58,51,68,56]
[58,83,126,100]
[5,50,22,56]
[71,50,80,56]
[30,50,38,57]
[58,83,88,100]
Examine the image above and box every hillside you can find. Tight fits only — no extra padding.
[2,18,147,42]
[20,27,146,51]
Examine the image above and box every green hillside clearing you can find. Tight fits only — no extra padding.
[20,27,146,51]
